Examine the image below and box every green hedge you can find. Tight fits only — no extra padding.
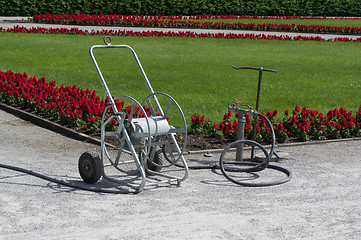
[1,0,361,16]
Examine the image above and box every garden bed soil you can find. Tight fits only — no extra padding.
[88,131,304,152]
[88,131,228,152]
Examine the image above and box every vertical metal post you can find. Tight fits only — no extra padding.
[236,113,246,161]
[251,68,263,160]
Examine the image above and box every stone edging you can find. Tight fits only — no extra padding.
[186,136,361,155]
[0,101,104,147]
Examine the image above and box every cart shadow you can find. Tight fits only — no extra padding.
[199,168,261,187]
[45,174,180,194]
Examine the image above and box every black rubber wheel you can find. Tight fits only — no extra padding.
[78,151,103,184]
[146,147,164,172]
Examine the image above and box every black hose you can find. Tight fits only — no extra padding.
[215,110,292,187]
[183,162,292,187]
[0,163,137,194]
[218,161,292,187]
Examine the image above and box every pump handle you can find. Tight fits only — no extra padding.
[231,65,277,73]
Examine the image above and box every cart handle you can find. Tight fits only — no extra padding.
[89,36,163,115]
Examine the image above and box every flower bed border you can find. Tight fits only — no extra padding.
[33,14,361,36]
[2,25,361,42]
[190,104,361,145]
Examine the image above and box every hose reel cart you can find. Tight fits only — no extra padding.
[78,36,189,193]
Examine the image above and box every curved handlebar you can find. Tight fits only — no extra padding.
[231,65,277,73]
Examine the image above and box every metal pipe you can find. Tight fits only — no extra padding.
[236,113,246,161]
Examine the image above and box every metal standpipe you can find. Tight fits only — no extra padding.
[236,111,246,161]
[231,65,277,160]
[218,65,292,187]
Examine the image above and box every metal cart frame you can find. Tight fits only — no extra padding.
[78,36,189,192]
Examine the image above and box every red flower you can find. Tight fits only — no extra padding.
[295,105,301,113]
[223,111,232,120]
[191,113,205,124]
[86,116,98,124]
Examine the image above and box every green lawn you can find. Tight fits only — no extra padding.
[1,32,360,126]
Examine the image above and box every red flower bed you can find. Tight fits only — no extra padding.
[2,25,361,42]
[0,70,151,133]
[0,70,168,133]
[32,14,361,35]
[0,70,105,131]
[33,14,361,22]
[188,15,361,20]
[191,105,361,144]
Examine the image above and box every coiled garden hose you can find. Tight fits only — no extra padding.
[180,111,292,187]
[182,158,292,187]
[222,161,292,187]
[217,111,292,187]
[0,163,137,194]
